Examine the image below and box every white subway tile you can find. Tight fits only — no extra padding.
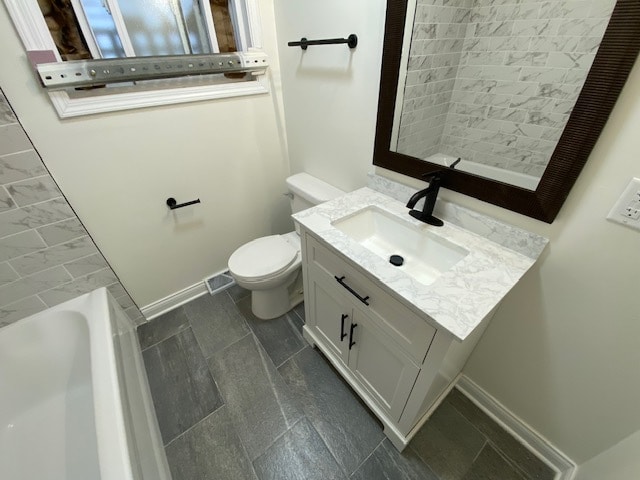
[10,235,98,276]
[0,230,47,262]
[107,283,127,299]
[0,150,47,185]
[39,268,118,307]
[114,293,135,310]
[0,125,32,156]
[6,176,61,207]
[520,66,567,83]
[589,0,616,18]
[474,21,514,38]
[0,266,72,306]
[0,93,17,127]
[65,253,109,278]
[0,262,18,287]
[36,218,88,246]
[558,18,608,37]
[0,295,47,328]
[0,186,15,213]
[546,52,595,70]
[0,197,75,238]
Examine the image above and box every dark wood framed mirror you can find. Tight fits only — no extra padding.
[373,0,640,223]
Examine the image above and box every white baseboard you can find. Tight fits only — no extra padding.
[456,375,576,480]
[140,281,209,321]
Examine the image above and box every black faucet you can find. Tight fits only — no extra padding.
[406,171,444,226]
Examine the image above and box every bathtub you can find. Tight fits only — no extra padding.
[0,288,171,480]
[424,153,541,190]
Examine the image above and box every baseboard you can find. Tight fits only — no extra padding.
[140,281,209,321]
[457,376,577,480]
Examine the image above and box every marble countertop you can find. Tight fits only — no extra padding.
[293,187,547,341]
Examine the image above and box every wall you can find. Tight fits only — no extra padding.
[440,0,615,177]
[273,0,386,193]
[575,429,640,480]
[274,0,640,469]
[396,0,470,159]
[0,89,140,326]
[0,0,291,309]
[397,0,617,178]
[459,57,640,465]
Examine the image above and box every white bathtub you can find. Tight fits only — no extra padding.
[0,288,171,480]
[424,153,541,190]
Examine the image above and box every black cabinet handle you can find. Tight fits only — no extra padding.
[349,323,358,350]
[334,276,370,306]
[340,314,348,341]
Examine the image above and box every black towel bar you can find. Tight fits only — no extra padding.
[288,34,358,50]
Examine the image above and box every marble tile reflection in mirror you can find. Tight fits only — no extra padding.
[391,0,617,190]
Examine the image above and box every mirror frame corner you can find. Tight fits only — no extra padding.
[374,0,640,223]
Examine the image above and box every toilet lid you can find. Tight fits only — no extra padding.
[228,235,298,282]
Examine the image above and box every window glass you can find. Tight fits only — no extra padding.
[120,0,199,56]
[38,0,238,59]
[79,0,127,58]
[180,0,212,54]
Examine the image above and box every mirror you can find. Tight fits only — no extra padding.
[374,0,640,222]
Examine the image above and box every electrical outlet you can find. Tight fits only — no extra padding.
[607,178,640,231]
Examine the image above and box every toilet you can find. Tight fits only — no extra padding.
[228,173,344,320]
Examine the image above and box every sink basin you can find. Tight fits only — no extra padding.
[331,206,469,285]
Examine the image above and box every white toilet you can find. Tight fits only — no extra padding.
[228,173,344,320]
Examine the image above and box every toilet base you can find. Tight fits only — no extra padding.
[251,271,304,320]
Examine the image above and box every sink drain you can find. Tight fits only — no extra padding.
[389,255,404,266]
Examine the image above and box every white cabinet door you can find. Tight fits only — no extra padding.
[307,276,351,364]
[347,308,420,421]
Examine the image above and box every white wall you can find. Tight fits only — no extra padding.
[0,0,291,307]
[457,59,640,465]
[274,0,640,468]
[273,0,386,193]
[575,429,640,480]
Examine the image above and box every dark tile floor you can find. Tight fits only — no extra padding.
[138,287,556,480]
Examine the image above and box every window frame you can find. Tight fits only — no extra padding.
[4,0,269,118]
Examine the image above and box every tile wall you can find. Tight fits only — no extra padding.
[397,0,472,159]
[397,0,617,177]
[0,89,143,327]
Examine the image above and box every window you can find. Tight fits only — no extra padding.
[5,0,268,117]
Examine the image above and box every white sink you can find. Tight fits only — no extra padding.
[331,205,469,286]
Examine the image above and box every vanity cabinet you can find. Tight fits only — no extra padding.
[308,272,421,420]
[301,230,493,451]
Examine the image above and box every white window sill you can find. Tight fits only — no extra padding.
[49,76,269,118]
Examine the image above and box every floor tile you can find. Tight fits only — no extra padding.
[252,418,345,480]
[409,400,486,480]
[227,284,250,303]
[278,347,385,476]
[463,444,526,480]
[142,327,223,444]
[141,292,552,480]
[184,292,250,357]
[208,334,303,460]
[447,389,555,480]
[165,406,257,480]
[237,296,306,367]
[350,439,438,480]
[137,307,189,350]
[289,302,305,335]
[292,302,305,320]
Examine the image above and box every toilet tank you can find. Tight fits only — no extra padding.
[286,173,345,214]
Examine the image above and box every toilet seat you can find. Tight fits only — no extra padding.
[228,235,298,283]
